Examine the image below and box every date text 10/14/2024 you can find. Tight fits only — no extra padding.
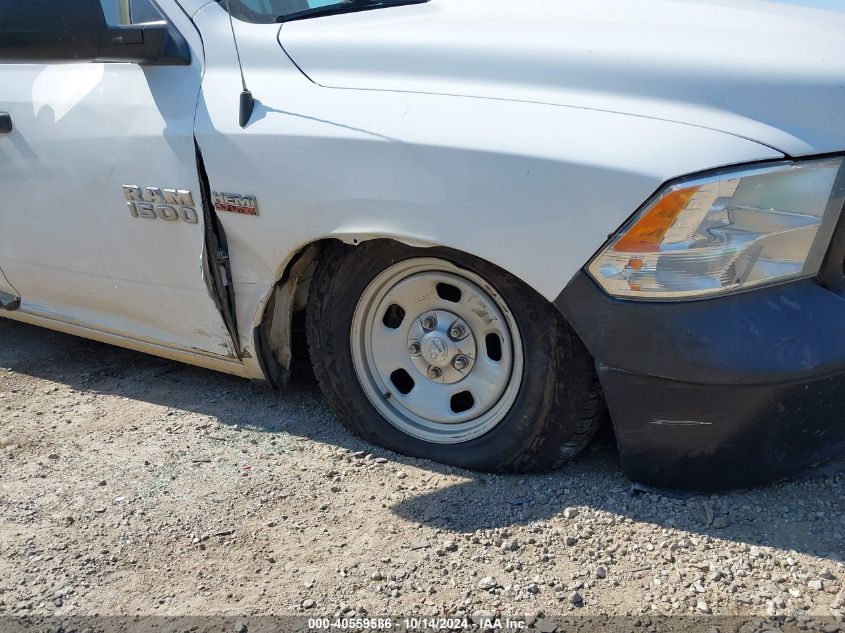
[307,617,527,630]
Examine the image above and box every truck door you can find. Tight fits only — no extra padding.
[0,0,238,358]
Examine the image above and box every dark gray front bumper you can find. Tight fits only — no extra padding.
[555,272,845,491]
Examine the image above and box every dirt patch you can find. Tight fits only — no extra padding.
[1,319,843,625]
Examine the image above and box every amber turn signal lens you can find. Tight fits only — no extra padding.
[589,158,845,299]
[612,187,700,253]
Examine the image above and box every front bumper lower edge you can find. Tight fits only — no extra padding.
[555,272,845,491]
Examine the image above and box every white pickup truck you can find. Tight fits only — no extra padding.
[2,0,844,491]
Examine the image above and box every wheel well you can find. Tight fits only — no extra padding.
[256,238,348,386]
[256,236,607,408]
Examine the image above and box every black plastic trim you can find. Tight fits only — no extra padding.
[0,23,190,65]
[0,0,190,65]
[555,271,845,490]
[817,165,845,293]
[0,291,21,311]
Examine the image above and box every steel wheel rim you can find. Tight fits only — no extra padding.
[350,258,524,444]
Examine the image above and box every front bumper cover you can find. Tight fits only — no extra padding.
[555,272,845,491]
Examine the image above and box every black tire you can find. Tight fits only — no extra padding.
[306,240,604,473]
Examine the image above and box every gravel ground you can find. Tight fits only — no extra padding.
[1,318,844,631]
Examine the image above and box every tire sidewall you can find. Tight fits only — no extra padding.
[314,242,567,472]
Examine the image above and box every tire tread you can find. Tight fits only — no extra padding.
[306,240,605,473]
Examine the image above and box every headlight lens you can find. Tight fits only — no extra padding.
[588,158,845,299]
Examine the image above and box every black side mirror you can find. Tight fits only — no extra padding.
[98,23,192,65]
[0,0,191,65]
[0,23,191,65]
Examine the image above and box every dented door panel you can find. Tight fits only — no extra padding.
[0,0,235,357]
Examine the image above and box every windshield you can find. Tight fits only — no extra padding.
[221,0,427,24]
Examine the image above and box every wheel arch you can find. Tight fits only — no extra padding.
[253,233,566,386]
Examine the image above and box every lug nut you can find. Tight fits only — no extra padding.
[453,355,470,371]
[421,316,437,330]
[427,366,442,380]
[449,325,466,340]
[408,342,421,356]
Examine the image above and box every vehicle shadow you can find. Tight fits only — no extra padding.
[1,318,842,561]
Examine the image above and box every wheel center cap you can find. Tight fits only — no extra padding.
[422,336,450,364]
[407,309,478,384]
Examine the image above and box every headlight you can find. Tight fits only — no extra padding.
[588,158,845,300]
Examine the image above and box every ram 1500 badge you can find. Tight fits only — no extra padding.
[1,0,844,491]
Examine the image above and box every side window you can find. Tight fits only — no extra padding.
[100,0,164,25]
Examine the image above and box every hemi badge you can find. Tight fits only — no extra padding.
[212,191,259,216]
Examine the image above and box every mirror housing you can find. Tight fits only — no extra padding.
[100,23,192,65]
[0,0,191,66]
